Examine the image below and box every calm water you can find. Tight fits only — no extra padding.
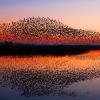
[0,50,100,100]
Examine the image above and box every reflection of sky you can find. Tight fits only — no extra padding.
[0,0,100,31]
[0,53,100,99]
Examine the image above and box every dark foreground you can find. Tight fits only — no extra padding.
[0,42,100,56]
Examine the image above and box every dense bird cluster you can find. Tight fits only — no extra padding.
[0,17,100,42]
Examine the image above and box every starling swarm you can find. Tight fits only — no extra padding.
[0,17,100,44]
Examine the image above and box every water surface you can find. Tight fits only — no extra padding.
[0,50,100,100]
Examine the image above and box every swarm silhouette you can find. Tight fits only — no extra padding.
[0,16,100,43]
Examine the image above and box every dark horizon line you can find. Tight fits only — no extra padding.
[1,41,100,46]
[0,42,100,56]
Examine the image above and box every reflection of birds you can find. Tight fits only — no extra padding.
[0,67,99,96]
[0,17,100,43]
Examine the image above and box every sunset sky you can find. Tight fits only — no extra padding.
[0,0,100,32]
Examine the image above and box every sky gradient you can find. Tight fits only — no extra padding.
[0,0,100,32]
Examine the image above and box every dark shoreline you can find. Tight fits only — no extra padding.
[0,42,100,56]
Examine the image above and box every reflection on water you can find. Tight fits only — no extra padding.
[0,50,100,99]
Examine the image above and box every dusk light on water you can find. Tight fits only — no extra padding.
[0,0,100,100]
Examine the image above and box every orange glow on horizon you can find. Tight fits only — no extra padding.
[0,36,100,44]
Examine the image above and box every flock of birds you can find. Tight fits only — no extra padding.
[0,16,100,43]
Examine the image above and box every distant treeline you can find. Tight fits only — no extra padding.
[0,42,100,56]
